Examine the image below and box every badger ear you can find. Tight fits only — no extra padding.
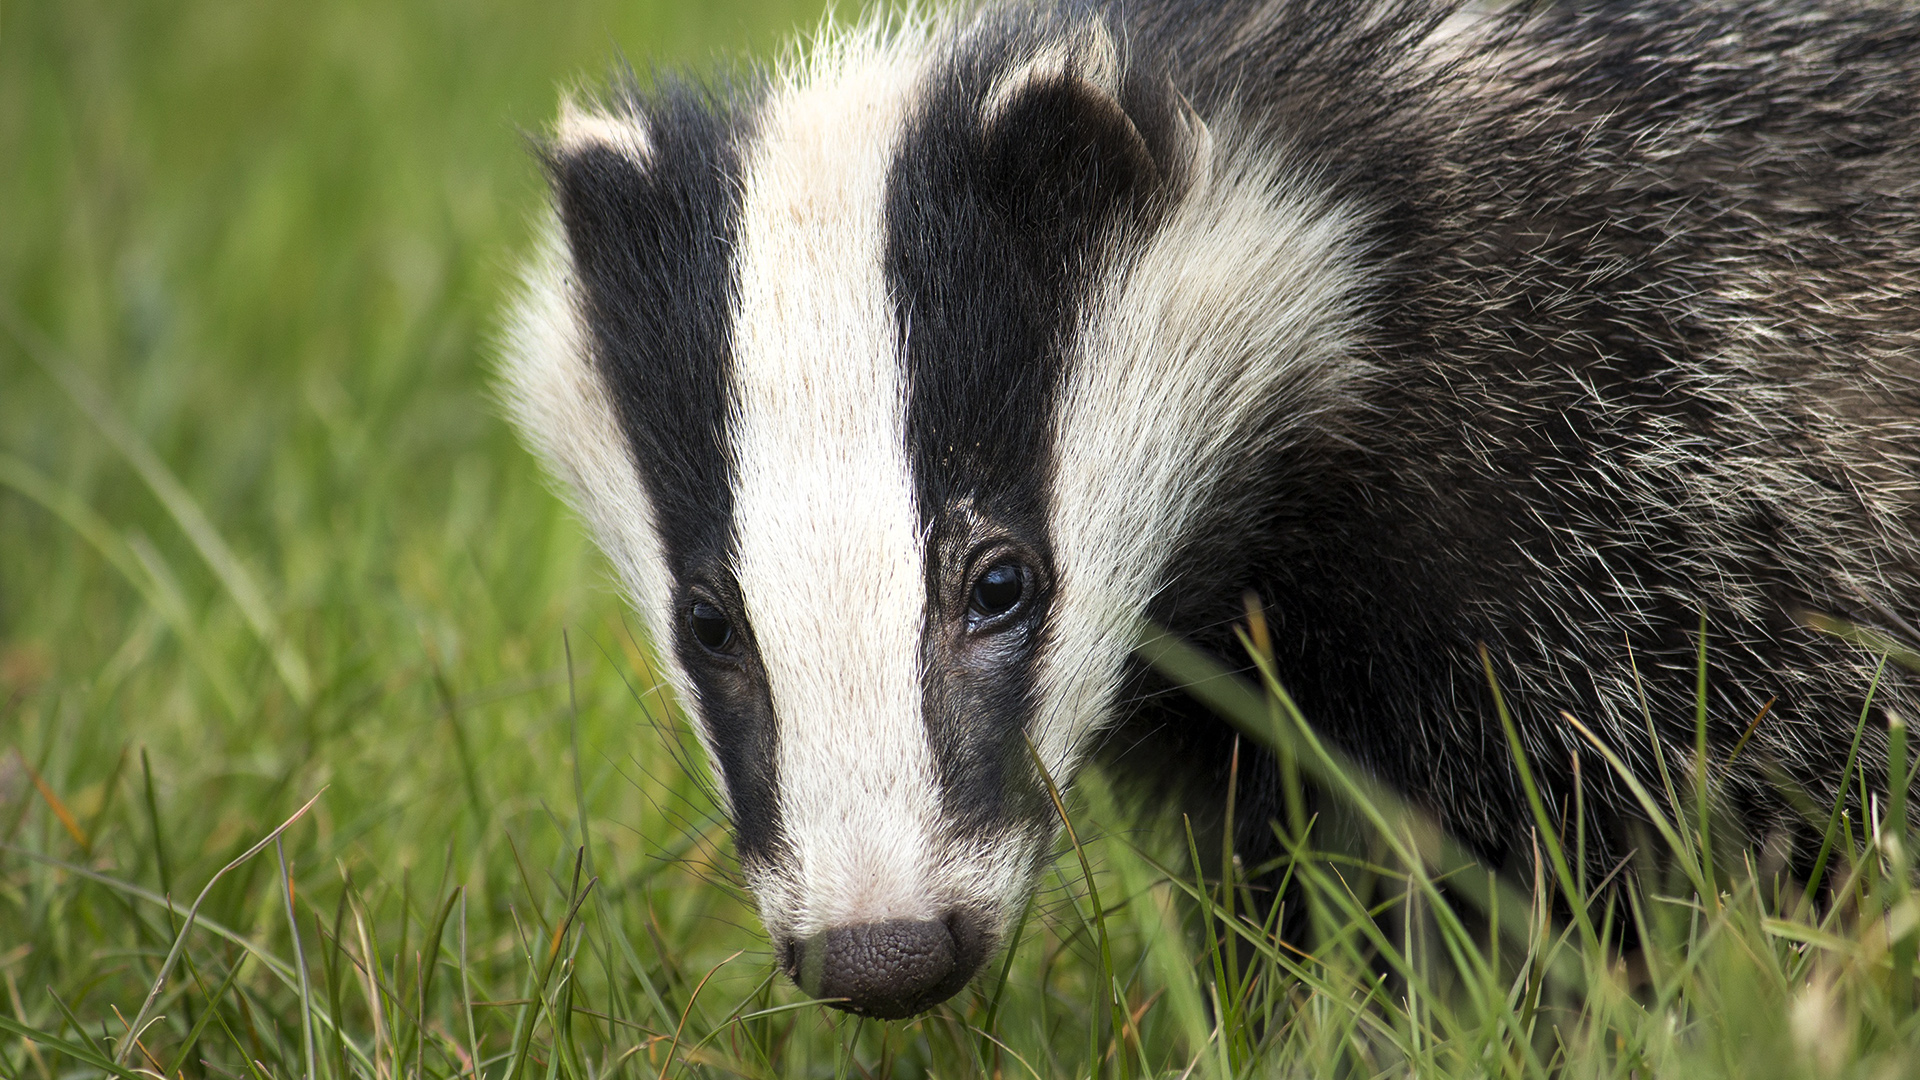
[978,24,1209,233]
[544,96,661,291]
[553,97,653,170]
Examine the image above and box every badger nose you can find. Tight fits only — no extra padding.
[786,916,979,1019]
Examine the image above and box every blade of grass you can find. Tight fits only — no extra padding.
[140,748,173,900]
[0,1013,146,1080]
[1558,712,1709,898]
[961,1025,1048,1080]
[81,744,130,858]
[1025,736,1128,1080]
[1806,613,1920,675]
[1888,711,1913,1014]
[563,633,675,1036]
[1724,696,1777,766]
[504,872,597,1080]
[163,950,254,1077]
[417,886,462,1080]
[1182,814,1234,1070]
[975,889,1034,1074]
[1692,612,1715,900]
[13,749,89,855]
[1480,644,1598,952]
[655,951,742,1080]
[1805,659,1885,910]
[278,839,317,1080]
[432,665,492,841]
[43,987,106,1061]
[1625,634,1690,866]
[1218,734,1243,1037]
[323,871,353,1080]
[458,889,481,1080]
[114,788,326,1067]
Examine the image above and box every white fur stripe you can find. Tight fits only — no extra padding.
[1035,127,1371,779]
[726,23,940,935]
[497,227,695,726]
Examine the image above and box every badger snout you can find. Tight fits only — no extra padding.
[782,909,990,1019]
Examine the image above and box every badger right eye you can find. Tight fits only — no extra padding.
[688,600,735,654]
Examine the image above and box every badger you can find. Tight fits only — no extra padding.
[500,0,1920,1019]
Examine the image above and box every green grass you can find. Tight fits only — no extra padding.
[6,0,1920,1076]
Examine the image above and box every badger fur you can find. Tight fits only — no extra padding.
[501,0,1920,1019]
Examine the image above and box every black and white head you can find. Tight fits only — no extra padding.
[500,6,1368,1019]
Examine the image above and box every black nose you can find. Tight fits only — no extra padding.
[785,914,985,1019]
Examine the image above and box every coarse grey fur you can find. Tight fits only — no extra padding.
[1115,0,1920,877]
[501,0,1920,1017]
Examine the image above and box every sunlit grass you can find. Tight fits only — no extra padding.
[8,0,1920,1076]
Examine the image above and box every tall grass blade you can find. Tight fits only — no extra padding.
[504,868,596,1080]
[1889,711,1913,1014]
[418,887,463,1080]
[976,890,1033,1073]
[1805,659,1886,910]
[1693,612,1715,899]
[457,890,480,1080]
[115,789,326,1067]
[140,748,174,900]
[561,633,673,1033]
[1025,736,1128,1080]
[1557,712,1709,899]
[13,749,89,855]
[164,951,254,1078]
[0,1013,146,1080]
[279,839,317,1080]
[655,951,742,1080]
[1625,634,1690,865]
[1479,644,1597,952]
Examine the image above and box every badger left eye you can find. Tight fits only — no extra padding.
[688,600,736,654]
[968,561,1028,624]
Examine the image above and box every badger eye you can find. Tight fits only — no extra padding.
[689,600,735,654]
[968,562,1027,622]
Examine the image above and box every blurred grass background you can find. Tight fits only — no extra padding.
[10,1,1920,1077]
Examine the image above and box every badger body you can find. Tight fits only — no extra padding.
[502,0,1920,1018]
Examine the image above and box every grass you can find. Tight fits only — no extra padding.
[5,0,1920,1075]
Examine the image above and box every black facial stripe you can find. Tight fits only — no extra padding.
[888,18,1166,833]
[548,84,783,864]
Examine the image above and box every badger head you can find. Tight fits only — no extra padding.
[500,10,1366,1019]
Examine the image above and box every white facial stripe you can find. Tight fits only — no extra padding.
[1035,128,1371,779]
[497,228,697,733]
[727,25,941,935]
